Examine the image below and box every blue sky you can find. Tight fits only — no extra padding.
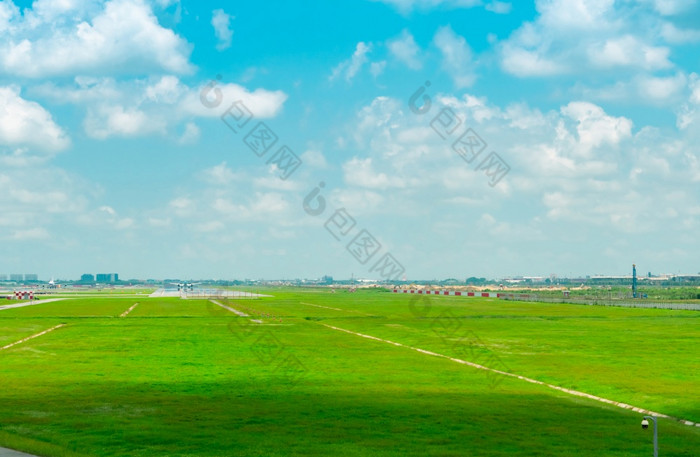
[1,0,699,281]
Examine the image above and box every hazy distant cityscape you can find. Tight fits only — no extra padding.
[3,271,700,287]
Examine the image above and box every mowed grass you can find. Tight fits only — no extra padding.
[0,290,697,456]
[274,290,700,421]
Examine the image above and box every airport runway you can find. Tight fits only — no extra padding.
[149,288,270,298]
[0,447,37,457]
[0,298,66,311]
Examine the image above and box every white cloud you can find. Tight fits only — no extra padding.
[84,104,165,139]
[588,35,671,70]
[11,227,50,240]
[37,76,287,139]
[211,8,233,51]
[690,73,700,104]
[501,45,567,77]
[388,29,422,69]
[144,75,184,103]
[370,60,387,77]
[183,81,287,118]
[343,157,407,189]
[99,206,117,216]
[498,0,689,81]
[560,101,633,153]
[0,0,193,77]
[301,149,328,169]
[330,42,372,82]
[537,0,616,30]
[0,86,70,164]
[637,72,687,101]
[433,25,476,88]
[370,0,482,14]
[194,220,224,233]
[202,162,239,185]
[169,197,195,217]
[677,73,700,129]
[660,22,700,43]
[0,1,19,31]
[178,122,200,144]
[650,0,697,15]
[485,1,512,14]
[0,166,92,242]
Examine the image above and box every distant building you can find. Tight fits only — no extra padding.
[80,274,95,283]
[24,274,38,281]
[10,274,23,282]
[96,273,119,283]
[0,274,7,281]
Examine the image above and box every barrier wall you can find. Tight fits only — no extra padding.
[392,289,502,298]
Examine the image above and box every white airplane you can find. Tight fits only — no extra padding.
[170,282,200,291]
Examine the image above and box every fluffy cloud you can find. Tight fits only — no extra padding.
[343,157,408,189]
[649,0,697,15]
[498,0,690,81]
[433,26,476,88]
[0,0,192,78]
[340,92,700,240]
[35,76,287,139]
[330,42,372,82]
[0,86,70,165]
[387,29,422,69]
[84,104,166,139]
[659,22,700,43]
[370,0,483,14]
[588,35,671,70]
[560,101,632,153]
[211,8,233,51]
[485,1,512,14]
[637,72,687,101]
[0,166,91,241]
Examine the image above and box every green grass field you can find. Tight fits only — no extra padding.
[0,289,698,456]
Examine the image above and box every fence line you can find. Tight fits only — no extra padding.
[499,294,700,311]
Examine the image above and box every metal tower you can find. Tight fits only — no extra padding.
[632,264,637,298]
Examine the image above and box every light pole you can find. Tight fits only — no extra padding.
[641,415,658,457]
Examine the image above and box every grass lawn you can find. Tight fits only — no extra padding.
[0,289,697,456]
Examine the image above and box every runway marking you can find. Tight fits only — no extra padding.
[320,323,698,427]
[1,324,66,352]
[299,302,374,316]
[209,300,261,324]
[120,303,139,317]
[299,302,343,311]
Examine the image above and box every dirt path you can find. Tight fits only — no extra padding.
[321,323,699,428]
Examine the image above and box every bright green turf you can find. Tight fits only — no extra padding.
[0,289,697,456]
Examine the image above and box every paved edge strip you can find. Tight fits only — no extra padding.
[0,446,39,456]
[1,324,66,351]
[320,323,699,427]
[119,303,139,318]
[0,298,67,311]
